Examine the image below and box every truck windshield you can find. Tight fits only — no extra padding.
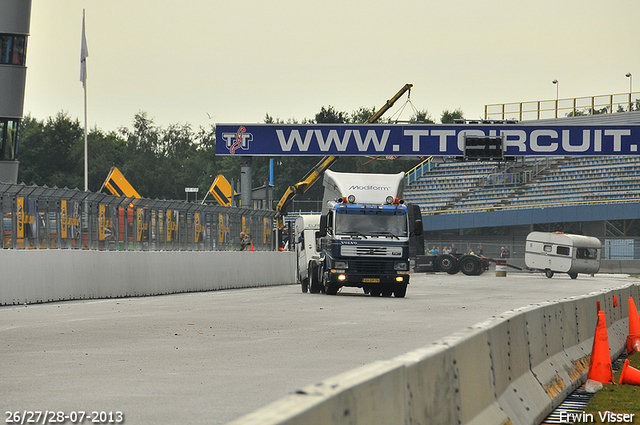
[335,210,407,237]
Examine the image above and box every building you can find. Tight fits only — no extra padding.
[0,0,31,183]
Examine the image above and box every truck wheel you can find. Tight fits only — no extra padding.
[321,264,339,295]
[545,269,554,278]
[394,283,407,298]
[309,262,321,293]
[569,273,578,279]
[325,280,339,295]
[460,256,479,276]
[370,287,381,297]
[436,254,459,274]
[381,285,393,297]
[301,278,309,293]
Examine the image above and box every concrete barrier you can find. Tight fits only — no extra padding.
[0,250,296,305]
[227,283,640,425]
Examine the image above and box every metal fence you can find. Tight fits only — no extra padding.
[1,183,276,251]
[484,91,640,121]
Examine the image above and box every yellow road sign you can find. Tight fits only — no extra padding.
[103,167,141,199]
[209,175,236,206]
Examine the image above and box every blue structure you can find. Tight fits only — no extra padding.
[0,0,31,183]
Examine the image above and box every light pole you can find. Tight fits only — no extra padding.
[552,80,559,118]
[626,73,633,111]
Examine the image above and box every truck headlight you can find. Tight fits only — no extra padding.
[394,262,408,271]
[335,261,348,269]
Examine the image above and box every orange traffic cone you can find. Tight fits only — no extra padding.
[629,297,640,335]
[618,359,640,386]
[250,241,254,251]
[586,310,614,384]
[627,297,640,354]
[614,295,619,307]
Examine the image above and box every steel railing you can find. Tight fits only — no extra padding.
[485,91,640,121]
[1,183,275,251]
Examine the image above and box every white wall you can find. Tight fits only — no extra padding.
[228,284,639,425]
[0,250,296,305]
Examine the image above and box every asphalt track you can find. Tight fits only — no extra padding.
[1,271,633,424]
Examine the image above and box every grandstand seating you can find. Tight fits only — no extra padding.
[404,156,640,213]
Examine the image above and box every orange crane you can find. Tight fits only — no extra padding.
[274,83,413,227]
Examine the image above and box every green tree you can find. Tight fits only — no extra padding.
[84,129,127,192]
[440,108,464,123]
[18,112,84,189]
[410,109,435,124]
[118,112,164,198]
[315,106,349,123]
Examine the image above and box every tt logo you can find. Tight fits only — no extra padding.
[222,126,253,154]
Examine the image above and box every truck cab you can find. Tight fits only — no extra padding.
[318,199,415,297]
[313,170,422,297]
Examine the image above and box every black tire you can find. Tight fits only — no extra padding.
[322,263,339,295]
[394,283,407,298]
[309,262,321,293]
[545,269,554,278]
[301,278,309,293]
[460,256,479,276]
[569,273,578,279]
[381,285,393,297]
[436,254,459,274]
[370,287,381,297]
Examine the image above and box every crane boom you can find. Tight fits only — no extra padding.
[274,84,413,228]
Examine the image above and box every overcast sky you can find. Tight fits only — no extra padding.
[23,1,639,133]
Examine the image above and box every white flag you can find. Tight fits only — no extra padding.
[80,10,88,88]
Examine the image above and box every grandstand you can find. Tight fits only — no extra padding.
[403,111,640,272]
[404,156,640,213]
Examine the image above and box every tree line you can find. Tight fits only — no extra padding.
[17,106,464,206]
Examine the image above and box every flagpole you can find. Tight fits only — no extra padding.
[84,68,88,192]
[81,9,88,192]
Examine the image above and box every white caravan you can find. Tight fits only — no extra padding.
[295,214,322,293]
[525,231,601,279]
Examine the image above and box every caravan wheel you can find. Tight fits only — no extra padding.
[569,273,578,279]
[545,269,554,278]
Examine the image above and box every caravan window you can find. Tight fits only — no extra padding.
[556,246,570,256]
[543,245,552,253]
[576,248,598,260]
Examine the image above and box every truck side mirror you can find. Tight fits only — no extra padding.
[414,219,423,236]
[318,215,327,237]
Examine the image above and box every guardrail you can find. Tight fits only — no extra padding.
[424,197,640,216]
[404,156,436,186]
[1,183,275,251]
[485,91,640,121]
[228,284,639,425]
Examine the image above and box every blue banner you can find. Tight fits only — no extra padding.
[216,124,640,156]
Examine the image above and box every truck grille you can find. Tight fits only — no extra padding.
[349,260,394,274]
[340,244,403,257]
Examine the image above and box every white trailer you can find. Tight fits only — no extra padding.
[295,214,322,293]
[524,231,601,279]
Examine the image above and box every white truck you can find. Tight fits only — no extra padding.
[312,170,422,297]
[524,231,601,279]
[295,214,322,293]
